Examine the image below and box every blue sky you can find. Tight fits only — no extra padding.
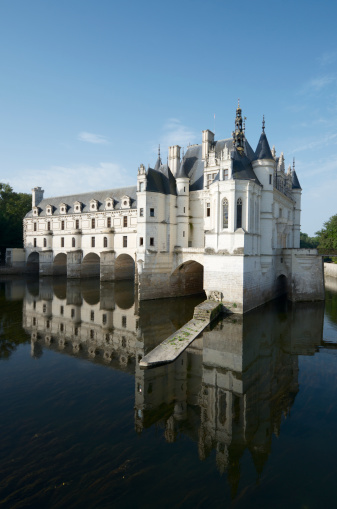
[0,0,336,235]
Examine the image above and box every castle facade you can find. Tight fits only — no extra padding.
[23,105,324,312]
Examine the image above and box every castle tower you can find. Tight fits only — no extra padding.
[176,158,190,248]
[291,159,302,248]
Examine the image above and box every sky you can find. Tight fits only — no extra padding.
[0,0,336,235]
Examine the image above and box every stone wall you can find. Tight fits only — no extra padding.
[324,262,337,278]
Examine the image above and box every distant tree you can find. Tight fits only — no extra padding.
[300,232,319,249]
[315,214,337,254]
[0,183,31,253]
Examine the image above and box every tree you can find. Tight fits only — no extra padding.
[300,232,319,249]
[0,183,31,254]
[315,214,337,254]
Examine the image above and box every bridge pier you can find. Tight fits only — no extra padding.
[100,251,115,281]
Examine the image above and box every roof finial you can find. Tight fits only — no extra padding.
[232,101,245,155]
[158,144,160,158]
[293,157,295,171]
[238,98,240,108]
[262,115,265,133]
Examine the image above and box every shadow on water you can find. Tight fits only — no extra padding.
[0,275,336,508]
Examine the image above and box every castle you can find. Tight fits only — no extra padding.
[23,104,324,312]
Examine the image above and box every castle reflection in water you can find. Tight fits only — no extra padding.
[20,276,326,495]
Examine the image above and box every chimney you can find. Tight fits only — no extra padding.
[168,145,181,177]
[32,187,44,207]
[202,130,214,160]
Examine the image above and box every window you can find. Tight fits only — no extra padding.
[90,329,94,339]
[103,237,108,248]
[33,317,36,326]
[43,304,46,313]
[123,236,127,248]
[223,169,229,180]
[33,301,36,310]
[46,320,50,329]
[91,218,95,229]
[34,222,37,231]
[150,208,154,217]
[107,202,111,208]
[122,336,126,347]
[43,238,47,247]
[34,238,37,247]
[76,219,79,229]
[206,203,210,217]
[183,231,185,237]
[236,198,242,229]
[102,314,107,325]
[139,182,144,192]
[71,308,75,318]
[47,221,51,231]
[60,323,64,332]
[184,187,186,192]
[76,206,79,211]
[184,207,185,213]
[139,208,144,217]
[90,311,94,321]
[74,327,78,336]
[61,221,65,230]
[269,174,272,185]
[223,198,229,229]
[91,237,95,247]
[72,237,75,248]
[150,237,154,246]
[61,237,64,247]
[207,172,217,188]
[60,306,64,315]
[122,316,127,328]
[279,208,282,218]
[123,216,128,227]
[139,237,143,246]
[107,217,111,228]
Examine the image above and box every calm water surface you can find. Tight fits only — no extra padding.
[1,276,337,509]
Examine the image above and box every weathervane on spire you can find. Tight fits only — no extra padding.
[293,157,295,171]
[232,101,245,155]
[262,115,265,133]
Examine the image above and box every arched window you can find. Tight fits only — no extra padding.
[43,238,47,247]
[103,237,108,248]
[222,199,229,229]
[236,198,242,229]
[72,237,75,248]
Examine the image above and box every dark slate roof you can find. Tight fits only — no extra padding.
[232,149,262,186]
[25,186,137,218]
[254,132,273,160]
[154,155,162,171]
[146,165,177,195]
[182,144,205,191]
[292,170,302,189]
[176,157,189,179]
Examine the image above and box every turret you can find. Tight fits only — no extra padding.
[32,187,44,208]
[176,158,190,247]
[202,129,214,160]
[291,159,302,248]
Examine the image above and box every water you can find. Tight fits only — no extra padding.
[1,276,337,508]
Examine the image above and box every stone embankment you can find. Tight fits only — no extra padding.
[139,300,224,368]
[324,262,337,278]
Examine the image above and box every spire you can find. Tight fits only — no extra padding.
[154,144,162,171]
[292,159,302,189]
[254,116,273,160]
[232,100,245,155]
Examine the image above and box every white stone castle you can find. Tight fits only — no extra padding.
[23,104,324,312]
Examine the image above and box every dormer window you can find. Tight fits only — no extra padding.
[121,195,131,209]
[59,203,68,214]
[46,204,53,215]
[105,197,114,210]
[90,199,98,211]
[32,206,40,216]
[74,201,82,213]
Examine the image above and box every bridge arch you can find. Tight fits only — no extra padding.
[170,260,205,297]
[275,274,288,297]
[26,252,39,273]
[53,252,67,276]
[115,253,135,281]
[81,252,100,278]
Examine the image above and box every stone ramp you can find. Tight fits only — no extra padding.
[139,301,223,368]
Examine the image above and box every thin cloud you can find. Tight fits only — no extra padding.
[292,132,337,154]
[301,75,336,94]
[160,118,198,150]
[317,52,336,67]
[8,162,133,197]
[78,131,109,144]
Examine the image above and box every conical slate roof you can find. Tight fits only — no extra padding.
[292,170,302,189]
[232,149,262,186]
[254,132,273,160]
[176,158,189,179]
[154,155,162,171]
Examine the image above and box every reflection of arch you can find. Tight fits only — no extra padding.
[81,252,100,278]
[114,280,135,309]
[170,260,205,297]
[27,252,39,273]
[81,278,100,305]
[115,254,135,281]
[53,253,67,276]
[275,274,287,296]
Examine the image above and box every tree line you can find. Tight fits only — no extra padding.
[0,183,31,260]
[301,215,337,255]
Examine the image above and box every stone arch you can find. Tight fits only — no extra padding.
[275,274,288,297]
[170,260,205,297]
[115,254,135,281]
[81,252,100,278]
[53,252,67,276]
[26,252,39,273]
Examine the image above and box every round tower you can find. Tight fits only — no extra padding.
[176,158,190,248]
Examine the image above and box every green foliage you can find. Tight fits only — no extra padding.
[300,232,319,249]
[0,183,31,250]
[315,214,337,254]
